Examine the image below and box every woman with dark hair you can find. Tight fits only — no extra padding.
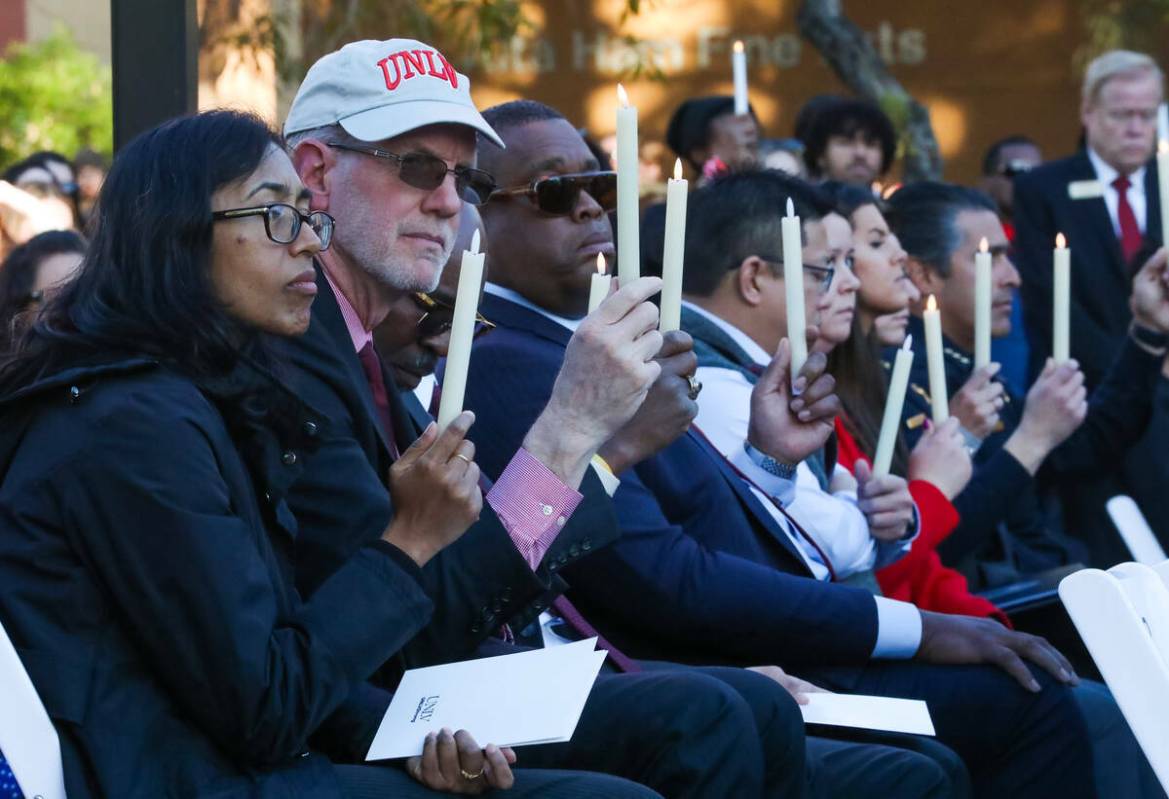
[0,229,86,348]
[0,110,643,799]
[818,181,1009,625]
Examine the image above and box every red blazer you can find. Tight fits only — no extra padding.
[834,418,1011,627]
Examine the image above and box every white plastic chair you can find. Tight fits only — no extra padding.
[0,616,67,799]
[1107,495,1168,565]
[1060,566,1169,792]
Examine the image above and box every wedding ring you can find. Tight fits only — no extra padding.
[686,373,703,400]
[454,453,473,465]
[460,766,485,781]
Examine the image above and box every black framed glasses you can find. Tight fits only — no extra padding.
[489,171,617,216]
[327,142,496,206]
[411,292,496,339]
[756,255,838,293]
[212,203,335,250]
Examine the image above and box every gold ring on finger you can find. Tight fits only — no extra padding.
[460,766,485,781]
[454,453,472,465]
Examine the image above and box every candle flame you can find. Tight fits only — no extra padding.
[785,197,795,217]
[926,295,937,312]
[1161,139,1169,155]
[733,40,744,53]
[469,229,481,255]
[979,237,989,253]
[903,334,913,351]
[596,252,607,275]
[673,158,683,181]
[1055,232,1067,249]
[617,83,629,108]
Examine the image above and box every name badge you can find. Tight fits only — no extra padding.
[1068,179,1105,200]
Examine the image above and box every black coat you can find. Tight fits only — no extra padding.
[0,355,433,798]
[1013,151,1163,387]
[275,267,622,673]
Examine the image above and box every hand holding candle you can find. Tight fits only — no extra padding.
[436,230,486,430]
[781,198,808,381]
[974,237,992,370]
[874,335,914,476]
[615,84,640,286]
[588,253,612,314]
[732,40,749,116]
[1158,140,1169,265]
[1053,233,1070,363]
[659,158,689,332]
[923,295,949,423]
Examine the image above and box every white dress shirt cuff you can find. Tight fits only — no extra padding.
[729,444,796,506]
[589,456,621,497]
[871,597,923,659]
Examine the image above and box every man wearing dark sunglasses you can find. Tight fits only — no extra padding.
[461,99,1104,799]
[277,38,794,798]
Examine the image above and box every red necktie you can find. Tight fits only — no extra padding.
[357,342,399,459]
[1113,175,1143,266]
[551,595,641,673]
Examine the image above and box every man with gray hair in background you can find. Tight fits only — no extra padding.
[1013,49,1169,567]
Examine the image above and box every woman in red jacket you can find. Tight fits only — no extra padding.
[816,182,1010,626]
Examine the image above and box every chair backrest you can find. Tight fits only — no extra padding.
[1061,567,1169,793]
[0,616,67,799]
[1107,495,1168,565]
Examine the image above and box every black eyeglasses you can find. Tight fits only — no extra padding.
[1000,160,1035,178]
[411,292,496,339]
[327,142,496,206]
[756,256,838,293]
[489,171,617,216]
[212,203,335,250]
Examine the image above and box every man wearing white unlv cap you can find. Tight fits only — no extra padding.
[277,39,808,798]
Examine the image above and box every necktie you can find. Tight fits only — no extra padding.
[551,595,641,673]
[1112,175,1143,266]
[357,342,399,459]
[0,751,23,799]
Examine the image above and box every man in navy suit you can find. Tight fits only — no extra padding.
[1013,50,1169,562]
[462,99,1098,798]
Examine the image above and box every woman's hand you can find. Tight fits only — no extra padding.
[405,729,517,794]
[908,417,973,500]
[383,412,483,567]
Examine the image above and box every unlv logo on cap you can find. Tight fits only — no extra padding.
[377,49,459,92]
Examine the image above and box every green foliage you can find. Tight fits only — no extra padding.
[0,28,112,170]
[1074,0,1169,69]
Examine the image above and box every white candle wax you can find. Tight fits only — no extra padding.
[1158,141,1169,257]
[923,295,949,423]
[436,230,486,430]
[659,159,689,332]
[974,237,992,370]
[615,84,640,286]
[781,197,808,380]
[873,335,914,477]
[732,40,748,116]
[588,252,612,314]
[1053,233,1070,363]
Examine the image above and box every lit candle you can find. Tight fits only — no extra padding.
[873,335,914,477]
[782,197,808,380]
[974,236,992,370]
[923,295,949,423]
[659,158,689,332]
[615,84,640,286]
[732,40,748,116]
[1053,233,1070,363]
[436,229,486,430]
[588,252,612,314]
[1158,140,1169,256]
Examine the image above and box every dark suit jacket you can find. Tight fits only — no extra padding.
[0,355,430,798]
[275,267,620,672]
[897,315,1160,585]
[1013,151,1162,387]
[461,293,878,670]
